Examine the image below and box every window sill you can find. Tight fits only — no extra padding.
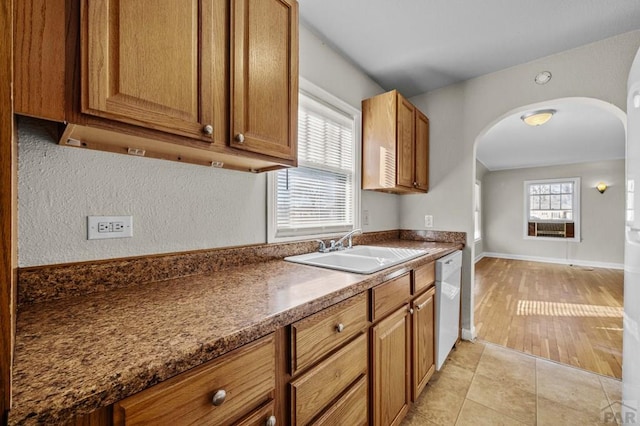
[523,236,581,242]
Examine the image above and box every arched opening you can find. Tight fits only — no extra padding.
[471,97,626,378]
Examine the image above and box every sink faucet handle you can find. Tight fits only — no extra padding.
[329,240,336,251]
[314,239,327,253]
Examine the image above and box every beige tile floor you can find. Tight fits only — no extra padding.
[402,340,623,425]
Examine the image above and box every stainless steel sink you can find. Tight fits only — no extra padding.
[284,245,428,274]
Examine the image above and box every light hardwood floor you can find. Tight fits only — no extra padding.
[474,257,623,378]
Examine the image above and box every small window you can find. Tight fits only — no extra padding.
[524,177,580,241]
[267,79,361,242]
[474,181,481,241]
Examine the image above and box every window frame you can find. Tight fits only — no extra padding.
[474,180,482,241]
[266,78,361,243]
[523,177,581,242]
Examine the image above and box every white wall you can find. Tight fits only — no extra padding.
[406,30,640,336]
[17,25,396,267]
[483,160,625,267]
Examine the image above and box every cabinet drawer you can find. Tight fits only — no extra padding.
[413,261,435,295]
[291,292,368,374]
[113,334,275,426]
[371,273,411,322]
[311,375,368,426]
[291,333,368,425]
[236,400,276,426]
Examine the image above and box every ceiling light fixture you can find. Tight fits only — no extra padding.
[521,109,556,126]
[596,182,608,194]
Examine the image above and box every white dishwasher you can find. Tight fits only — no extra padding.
[435,250,462,370]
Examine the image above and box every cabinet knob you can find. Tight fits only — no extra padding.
[336,323,345,333]
[409,308,414,315]
[265,415,277,426]
[413,182,418,187]
[235,133,245,143]
[211,389,226,406]
[203,124,214,135]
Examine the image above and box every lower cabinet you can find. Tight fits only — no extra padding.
[370,262,437,426]
[371,304,411,426]
[113,334,276,426]
[288,292,369,425]
[412,286,436,400]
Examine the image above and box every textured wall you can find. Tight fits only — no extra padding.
[18,119,267,265]
[483,159,625,266]
[17,25,396,267]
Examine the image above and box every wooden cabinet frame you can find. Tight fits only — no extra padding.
[362,89,429,193]
[14,0,299,172]
[1,0,16,421]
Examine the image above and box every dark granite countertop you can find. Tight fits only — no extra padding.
[9,239,462,425]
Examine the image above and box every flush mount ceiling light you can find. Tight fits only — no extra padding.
[535,71,552,85]
[521,109,556,126]
[596,182,608,193]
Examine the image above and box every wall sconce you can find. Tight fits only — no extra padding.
[596,182,608,194]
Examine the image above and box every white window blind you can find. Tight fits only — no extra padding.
[273,90,358,238]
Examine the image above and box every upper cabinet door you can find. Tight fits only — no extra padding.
[81,0,221,142]
[414,110,429,192]
[231,0,298,161]
[396,93,415,189]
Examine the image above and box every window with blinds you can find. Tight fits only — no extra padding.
[523,177,581,241]
[474,181,481,240]
[269,82,360,240]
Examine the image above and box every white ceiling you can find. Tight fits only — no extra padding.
[300,1,639,170]
[476,99,625,171]
[300,0,640,96]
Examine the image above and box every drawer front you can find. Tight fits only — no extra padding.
[413,261,435,295]
[291,333,368,425]
[291,292,368,374]
[371,273,411,322]
[236,401,276,426]
[114,335,275,426]
[311,375,368,426]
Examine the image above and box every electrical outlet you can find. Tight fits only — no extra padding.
[362,210,370,226]
[88,216,133,240]
[424,215,433,228]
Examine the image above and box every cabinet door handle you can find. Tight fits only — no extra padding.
[235,133,245,143]
[413,181,418,187]
[265,415,277,426]
[416,300,429,310]
[203,124,213,135]
[211,389,226,406]
[336,323,345,333]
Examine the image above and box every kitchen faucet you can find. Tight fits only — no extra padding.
[314,228,362,253]
[335,228,362,250]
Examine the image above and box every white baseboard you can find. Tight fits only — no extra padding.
[483,252,624,270]
[474,252,485,263]
[461,327,476,341]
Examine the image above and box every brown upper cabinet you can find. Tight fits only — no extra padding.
[362,90,429,193]
[14,0,299,172]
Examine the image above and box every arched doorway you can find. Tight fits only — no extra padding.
[472,97,626,378]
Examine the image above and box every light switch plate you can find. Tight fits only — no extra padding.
[88,216,133,240]
[424,215,434,228]
[362,210,370,226]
